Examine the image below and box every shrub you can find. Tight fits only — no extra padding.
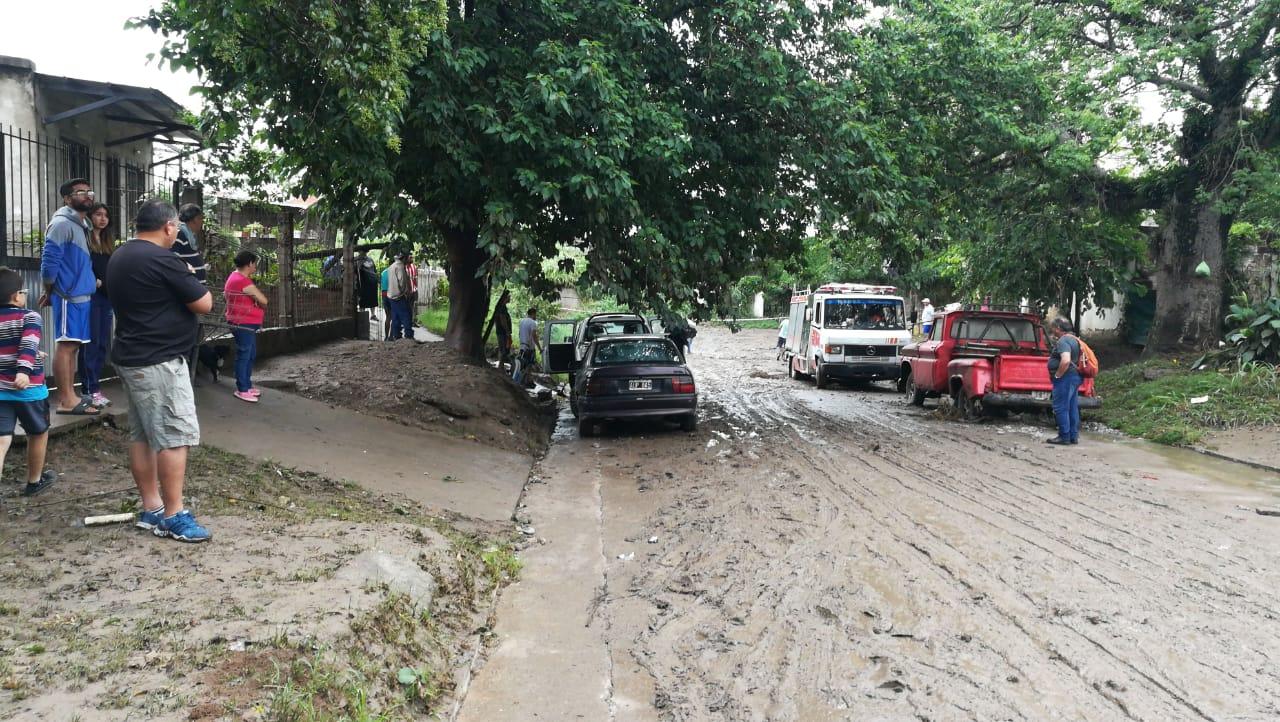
[1224,293,1280,365]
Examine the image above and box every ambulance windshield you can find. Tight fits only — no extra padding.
[823,299,905,330]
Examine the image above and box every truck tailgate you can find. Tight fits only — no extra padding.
[995,354,1051,392]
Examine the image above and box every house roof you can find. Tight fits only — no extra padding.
[34,72,201,147]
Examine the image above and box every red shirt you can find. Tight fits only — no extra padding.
[224,270,265,326]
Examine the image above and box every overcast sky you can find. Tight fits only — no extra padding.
[0,0,199,111]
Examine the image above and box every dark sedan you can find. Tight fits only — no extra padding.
[570,335,697,437]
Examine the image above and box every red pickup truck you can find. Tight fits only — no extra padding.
[899,309,1099,418]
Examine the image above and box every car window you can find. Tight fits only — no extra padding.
[929,321,943,341]
[548,323,575,344]
[591,340,682,366]
[952,317,1037,343]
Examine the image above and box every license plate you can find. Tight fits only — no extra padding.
[629,379,653,391]
[1031,391,1050,400]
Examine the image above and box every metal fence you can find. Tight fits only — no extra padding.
[1,126,355,369]
[2,125,189,358]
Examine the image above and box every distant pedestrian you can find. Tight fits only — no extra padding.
[685,318,697,352]
[224,251,269,403]
[385,252,414,340]
[405,253,420,327]
[920,298,935,337]
[908,308,918,334]
[38,178,99,417]
[666,317,690,355]
[1045,317,1082,446]
[80,203,116,408]
[0,268,58,496]
[174,204,208,283]
[514,307,540,386]
[380,261,392,339]
[485,289,514,371]
[776,317,789,358]
[106,199,214,542]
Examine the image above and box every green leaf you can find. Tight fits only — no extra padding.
[398,667,418,685]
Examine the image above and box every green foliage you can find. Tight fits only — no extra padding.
[1224,294,1280,365]
[1095,358,1280,446]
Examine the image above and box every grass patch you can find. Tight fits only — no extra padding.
[418,306,449,338]
[1094,358,1280,445]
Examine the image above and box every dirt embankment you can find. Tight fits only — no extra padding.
[0,425,520,721]
[255,340,554,455]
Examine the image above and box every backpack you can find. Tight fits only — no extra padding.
[1068,334,1099,378]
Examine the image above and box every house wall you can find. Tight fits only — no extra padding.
[0,56,39,130]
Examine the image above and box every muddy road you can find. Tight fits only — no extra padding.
[460,326,1280,721]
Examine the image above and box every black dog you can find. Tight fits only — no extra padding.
[197,344,230,382]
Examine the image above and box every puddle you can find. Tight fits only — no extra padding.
[1103,436,1280,495]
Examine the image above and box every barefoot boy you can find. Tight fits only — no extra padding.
[0,267,57,495]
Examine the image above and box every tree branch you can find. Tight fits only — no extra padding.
[1144,73,1212,103]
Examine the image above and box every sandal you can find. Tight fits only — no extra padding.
[56,398,101,416]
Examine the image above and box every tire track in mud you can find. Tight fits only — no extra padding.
[599,330,1280,721]
[768,386,1280,713]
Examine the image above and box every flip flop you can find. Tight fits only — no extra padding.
[56,398,101,416]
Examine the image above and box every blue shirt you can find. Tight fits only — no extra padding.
[0,386,49,402]
[40,206,96,302]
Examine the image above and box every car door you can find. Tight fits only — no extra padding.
[543,320,580,374]
[914,319,945,390]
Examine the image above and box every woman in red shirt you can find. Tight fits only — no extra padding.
[223,251,269,402]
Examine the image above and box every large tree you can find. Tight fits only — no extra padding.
[143,0,912,358]
[979,0,1280,352]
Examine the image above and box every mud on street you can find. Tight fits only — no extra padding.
[467,326,1280,721]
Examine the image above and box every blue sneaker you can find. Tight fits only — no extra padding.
[153,510,211,543]
[136,507,166,531]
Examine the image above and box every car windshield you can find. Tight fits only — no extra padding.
[592,340,681,366]
[823,299,905,330]
[952,317,1039,345]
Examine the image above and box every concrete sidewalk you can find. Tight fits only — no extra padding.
[19,374,531,523]
[192,381,531,522]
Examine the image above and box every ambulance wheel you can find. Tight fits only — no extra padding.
[815,360,829,389]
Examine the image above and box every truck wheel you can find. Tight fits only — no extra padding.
[904,372,926,407]
[815,361,828,389]
[959,391,982,419]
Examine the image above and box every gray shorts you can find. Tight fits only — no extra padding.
[118,357,200,450]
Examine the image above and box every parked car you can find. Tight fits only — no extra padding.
[544,312,652,383]
[899,307,1100,418]
[569,335,697,437]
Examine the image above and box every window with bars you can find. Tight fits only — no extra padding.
[65,139,89,180]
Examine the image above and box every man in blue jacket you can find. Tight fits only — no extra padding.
[38,178,100,416]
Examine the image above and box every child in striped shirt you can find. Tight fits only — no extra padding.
[0,267,57,495]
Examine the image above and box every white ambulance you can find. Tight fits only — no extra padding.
[782,283,911,389]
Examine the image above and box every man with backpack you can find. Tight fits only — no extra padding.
[1046,317,1089,445]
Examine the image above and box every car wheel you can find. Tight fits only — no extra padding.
[578,418,595,438]
[680,414,697,432]
[904,371,925,407]
[815,360,828,389]
[569,392,580,419]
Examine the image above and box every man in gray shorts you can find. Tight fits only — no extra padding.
[106,199,213,542]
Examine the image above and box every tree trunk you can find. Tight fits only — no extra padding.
[1145,190,1228,355]
[1144,103,1243,356]
[441,225,489,361]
